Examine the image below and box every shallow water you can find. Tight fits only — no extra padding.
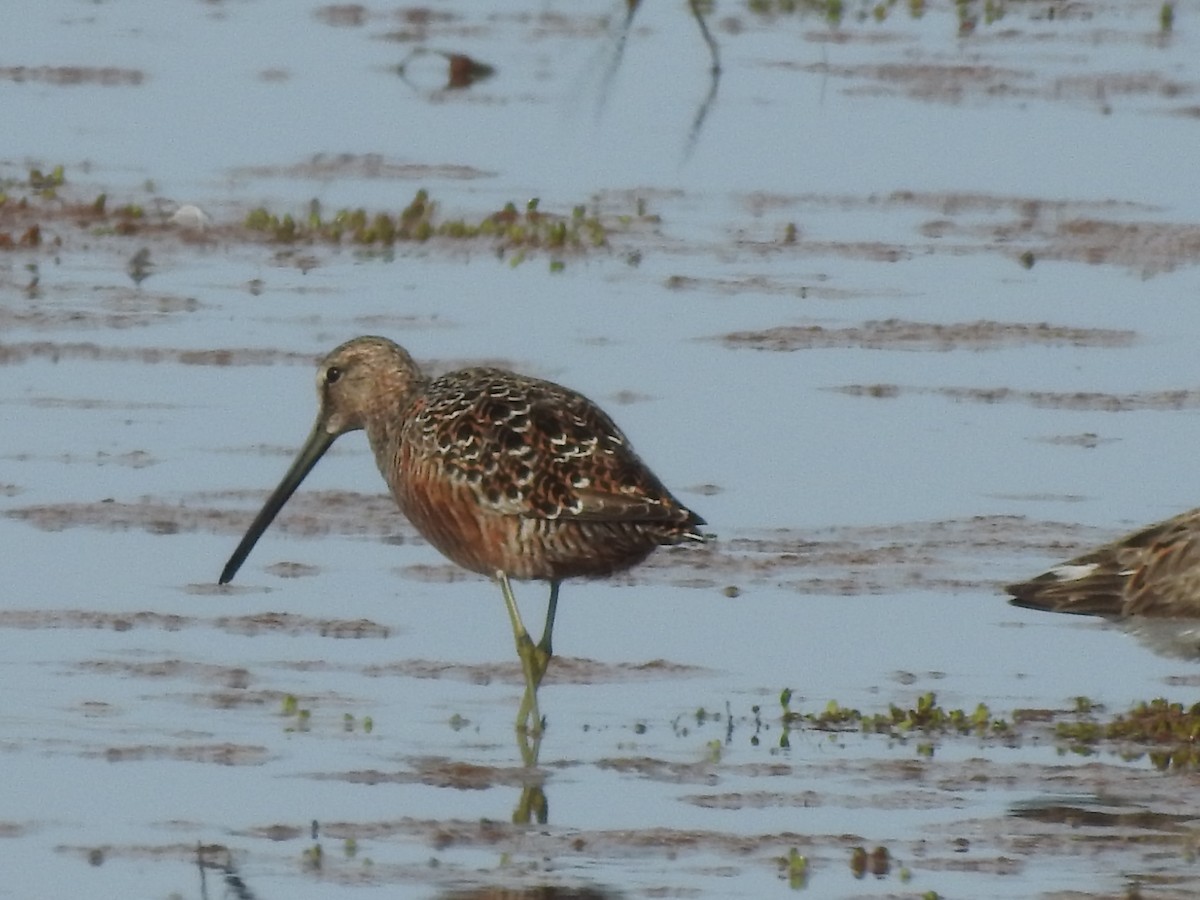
[6,1,1200,897]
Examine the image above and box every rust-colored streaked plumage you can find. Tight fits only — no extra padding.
[1007,508,1200,619]
[220,336,705,731]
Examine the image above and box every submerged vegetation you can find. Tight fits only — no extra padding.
[744,0,1176,31]
[1056,697,1200,771]
[0,164,646,271]
[776,689,1010,741]
[719,690,1200,770]
[243,191,612,260]
[280,693,374,736]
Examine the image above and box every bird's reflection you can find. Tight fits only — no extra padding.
[513,718,549,824]
[595,0,721,158]
[196,842,257,900]
[1115,617,1200,661]
[1014,604,1200,660]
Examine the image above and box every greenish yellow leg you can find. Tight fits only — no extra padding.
[515,680,540,736]
[497,571,545,734]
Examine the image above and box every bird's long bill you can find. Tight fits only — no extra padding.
[219,421,336,584]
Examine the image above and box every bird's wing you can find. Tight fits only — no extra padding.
[412,370,696,526]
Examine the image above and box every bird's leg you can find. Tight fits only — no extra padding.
[534,580,561,673]
[515,680,541,737]
[515,581,562,735]
[512,726,548,823]
[497,571,545,734]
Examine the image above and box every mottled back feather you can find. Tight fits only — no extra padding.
[391,367,700,529]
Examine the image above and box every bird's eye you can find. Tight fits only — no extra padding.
[325,366,343,385]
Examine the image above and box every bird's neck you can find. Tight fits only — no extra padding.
[363,374,428,477]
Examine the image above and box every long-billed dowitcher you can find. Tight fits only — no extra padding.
[1007,508,1200,619]
[219,336,705,731]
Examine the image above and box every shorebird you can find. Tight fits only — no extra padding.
[1007,509,1200,619]
[219,336,705,732]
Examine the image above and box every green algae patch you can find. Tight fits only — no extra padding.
[0,164,644,271]
[1056,698,1200,771]
[0,164,164,250]
[778,689,1011,741]
[770,690,1200,772]
[243,191,614,261]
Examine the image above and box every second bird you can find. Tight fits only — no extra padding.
[219,335,706,732]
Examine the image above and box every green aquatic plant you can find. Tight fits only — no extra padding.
[779,687,797,724]
[777,847,808,888]
[28,164,65,195]
[782,691,1011,739]
[0,163,61,195]
[697,692,1165,755]
[243,189,617,261]
[0,163,638,269]
[302,841,323,871]
[280,693,313,732]
[1056,698,1200,770]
